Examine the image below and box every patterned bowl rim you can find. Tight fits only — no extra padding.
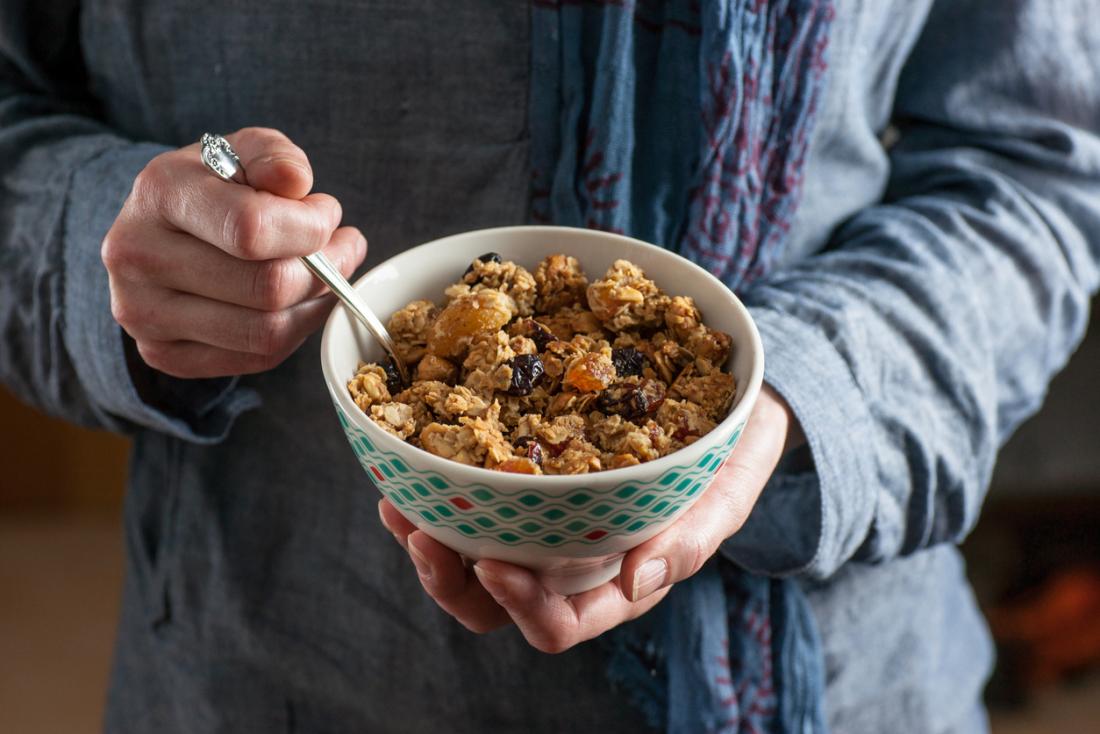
[320,225,765,487]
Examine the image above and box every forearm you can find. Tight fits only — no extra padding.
[0,3,259,440]
[723,0,1100,578]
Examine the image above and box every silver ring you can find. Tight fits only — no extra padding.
[200,133,247,184]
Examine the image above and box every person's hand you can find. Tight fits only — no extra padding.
[102,127,366,379]
[378,383,799,653]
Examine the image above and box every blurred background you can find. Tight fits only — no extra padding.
[1,306,1098,732]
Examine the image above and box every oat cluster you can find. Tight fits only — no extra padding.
[348,253,736,475]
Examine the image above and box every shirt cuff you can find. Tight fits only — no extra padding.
[61,142,261,443]
[719,306,878,579]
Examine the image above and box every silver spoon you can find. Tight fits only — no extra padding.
[200,133,410,385]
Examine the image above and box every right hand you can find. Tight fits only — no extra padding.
[101,127,367,379]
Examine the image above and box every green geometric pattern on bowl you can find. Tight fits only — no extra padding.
[335,403,744,548]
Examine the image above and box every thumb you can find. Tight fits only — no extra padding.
[617,459,763,602]
[618,385,794,602]
[225,126,314,199]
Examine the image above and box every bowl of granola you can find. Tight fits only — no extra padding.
[321,225,763,594]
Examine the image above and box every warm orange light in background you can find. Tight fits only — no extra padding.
[0,386,129,733]
[0,387,128,511]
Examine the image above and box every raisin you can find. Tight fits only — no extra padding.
[611,347,647,377]
[463,252,503,279]
[506,354,545,396]
[528,320,558,352]
[513,435,544,465]
[563,353,616,393]
[383,360,406,394]
[597,379,666,420]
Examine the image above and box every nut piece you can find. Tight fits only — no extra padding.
[452,255,537,316]
[586,260,669,331]
[416,354,458,384]
[669,372,736,421]
[370,402,417,439]
[420,416,513,467]
[347,363,391,412]
[387,300,439,364]
[427,290,517,359]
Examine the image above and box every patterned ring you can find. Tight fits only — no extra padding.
[200,132,246,184]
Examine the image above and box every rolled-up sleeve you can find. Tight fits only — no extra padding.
[0,2,259,442]
[722,0,1100,578]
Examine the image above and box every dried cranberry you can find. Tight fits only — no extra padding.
[383,360,406,394]
[513,436,544,465]
[506,354,545,396]
[611,347,647,377]
[463,252,503,279]
[597,379,666,420]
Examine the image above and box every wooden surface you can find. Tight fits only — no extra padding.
[0,387,128,511]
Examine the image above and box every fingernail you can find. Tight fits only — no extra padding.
[473,564,507,604]
[631,559,668,602]
[408,541,433,581]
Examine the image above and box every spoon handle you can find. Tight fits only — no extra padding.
[300,252,410,385]
[198,133,410,386]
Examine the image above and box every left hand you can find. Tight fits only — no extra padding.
[378,383,799,653]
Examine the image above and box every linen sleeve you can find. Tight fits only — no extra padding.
[0,2,259,442]
[721,0,1100,579]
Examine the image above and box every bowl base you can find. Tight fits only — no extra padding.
[535,553,625,596]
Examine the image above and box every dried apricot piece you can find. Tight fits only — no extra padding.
[426,290,517,359]
[495,457,543,475]
[563,352,616,393]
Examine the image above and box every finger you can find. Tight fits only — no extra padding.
[473,560,669,654]
[135,148,342,260]
[124,225,366,311]
[225,127,314,199]
[116,281,336,355]
[378,498,416,550]
[407,531,512,634]
[133,339,295,379]
[619,392,789,603]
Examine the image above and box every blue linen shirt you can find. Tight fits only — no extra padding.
[2,1,1098,732]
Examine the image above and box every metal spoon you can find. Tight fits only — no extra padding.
[200,133,409,385]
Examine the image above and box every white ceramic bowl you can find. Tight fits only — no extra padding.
[321,226,764,594]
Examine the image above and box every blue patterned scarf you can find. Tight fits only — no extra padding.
[530,1,834,732]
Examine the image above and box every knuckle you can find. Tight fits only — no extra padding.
[249,310,292,356]
[532,632,572,655]
[243,351,283,375]
[716,484,752,536]
[101,230,150,282]
[227,199,266,259]
[100,230,125,273]
[246,126,290,146]
[682,532,713,578]
[109,292,131,328]
[308,216,331,251]
[251,259,297,311]
[135,340,169,371]
[131,160,162,200]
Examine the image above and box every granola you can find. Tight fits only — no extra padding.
[348,253,737,474]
